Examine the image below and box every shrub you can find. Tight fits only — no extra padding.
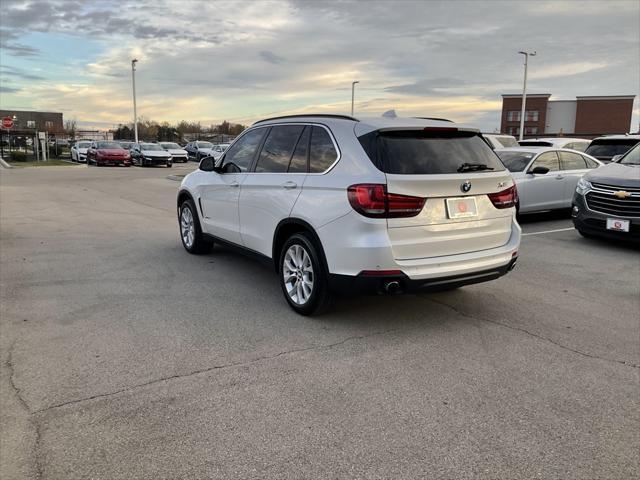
[9,151,27,162]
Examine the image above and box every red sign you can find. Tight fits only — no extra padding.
[2,116,13,129]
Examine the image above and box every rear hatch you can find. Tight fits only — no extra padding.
[358,128,515,259]
[585,139,640,162]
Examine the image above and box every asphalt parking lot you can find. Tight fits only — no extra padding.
[1,163,638,479]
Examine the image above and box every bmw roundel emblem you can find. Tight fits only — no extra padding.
[461,181,472,193]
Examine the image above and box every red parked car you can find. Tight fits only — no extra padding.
[87,141,132,167]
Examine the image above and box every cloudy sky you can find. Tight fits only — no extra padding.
[1,0,639,131]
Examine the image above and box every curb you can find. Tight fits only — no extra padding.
[0,157,13,169]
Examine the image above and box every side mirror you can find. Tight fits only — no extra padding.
[199,156,216,172]
[529,166,550,175]
[611,154,622,162]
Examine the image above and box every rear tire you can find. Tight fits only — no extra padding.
[179,199,213,254]
[279,233,333,316]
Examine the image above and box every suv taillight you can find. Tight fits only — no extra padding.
[488,185,518,209]
[347,184,426,218]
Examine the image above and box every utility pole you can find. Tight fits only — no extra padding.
[351,81,359,116]
[518,51,536,141]
[131,59,139,143]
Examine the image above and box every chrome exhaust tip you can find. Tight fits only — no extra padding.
[384,281,400,294]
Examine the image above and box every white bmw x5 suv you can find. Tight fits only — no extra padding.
[177,114,521,315]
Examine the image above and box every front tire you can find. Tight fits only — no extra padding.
[279,233,333,316]
[179,199,213,254]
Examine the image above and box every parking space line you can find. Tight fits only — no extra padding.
[522,227,575,236]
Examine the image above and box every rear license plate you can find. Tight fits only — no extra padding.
[446,197,478,219]
[606,218,630,232]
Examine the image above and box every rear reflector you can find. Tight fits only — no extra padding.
[348,184,426,218]
[360,270,403,277]
[488,185,518,209]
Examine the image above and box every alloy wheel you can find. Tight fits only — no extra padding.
[283,244,314,305]
[180,206,195,248]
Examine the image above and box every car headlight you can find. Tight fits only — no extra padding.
[576,178,592,195]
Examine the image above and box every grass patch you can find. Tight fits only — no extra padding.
[8,159,77,168]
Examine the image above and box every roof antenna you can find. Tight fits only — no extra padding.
[382,109,397,118]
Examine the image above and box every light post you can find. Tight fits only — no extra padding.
[131,59,139,143]
[517,51,536,141]
[351,81,359,116]
[9,115,17,154]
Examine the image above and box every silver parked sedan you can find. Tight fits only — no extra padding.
[496,147,602,214]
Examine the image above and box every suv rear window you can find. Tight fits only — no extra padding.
[585,139,639,158]
[359,130,505,174]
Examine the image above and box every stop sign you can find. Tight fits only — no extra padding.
[2,116,13,129]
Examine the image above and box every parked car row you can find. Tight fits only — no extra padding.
[482,133,639,160]
[69,140,229,167]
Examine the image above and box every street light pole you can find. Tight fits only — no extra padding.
[351,81,359,116]
[131,59,139,143]
[518,51,536,142]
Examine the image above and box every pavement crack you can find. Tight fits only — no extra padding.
[34,327,400,414]
[7,341,32,414]
[6,341,44,479]
[422,297,640,369]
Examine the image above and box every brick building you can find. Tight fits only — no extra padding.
[0,109,64,133]
[500,94,635,138]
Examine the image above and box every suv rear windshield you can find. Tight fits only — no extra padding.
[358,130,505,174]
[585,139,639,158]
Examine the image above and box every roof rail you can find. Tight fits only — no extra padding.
[412,117,454,123]
[253,114,359,125]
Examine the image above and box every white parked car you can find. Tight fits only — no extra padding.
[160,142,188,163]
[71,140,92,163]
[518,137,591,152]
[177,114,521,315]
[483,133,519,149]
[130,142,173,167]
[495,147,602,214]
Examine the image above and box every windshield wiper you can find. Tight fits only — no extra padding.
[457,163,494,172]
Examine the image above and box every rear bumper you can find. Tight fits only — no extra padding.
[329,257,517,295]
[318,212,521,294]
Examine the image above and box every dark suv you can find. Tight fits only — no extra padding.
[584,135,640,163]
[572,143,640,242]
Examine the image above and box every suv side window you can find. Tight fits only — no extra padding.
[582,155,599,168]
[288,126,310,173]
[254,125,304,173]
[220,128,266,173]
[531,151,560,172]
[559,151,587,170]
[309,126,338,173]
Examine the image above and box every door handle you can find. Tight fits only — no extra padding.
[229,181,240,188]
[282,181,297,189]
